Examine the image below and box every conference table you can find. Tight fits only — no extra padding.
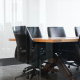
[9,37,79,80]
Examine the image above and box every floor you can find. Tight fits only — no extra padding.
[0,64,80,80]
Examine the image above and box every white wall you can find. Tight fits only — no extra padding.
[23,0,39,26]
[0,0,16,59]
[46,0,80,37]
[23,0,47,37]
[23,0,80,37]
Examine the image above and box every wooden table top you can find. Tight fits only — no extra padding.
[9,37,79,43]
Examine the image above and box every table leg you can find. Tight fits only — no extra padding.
[42,56,76,80]
[55,56,76,80]
[42,63,53,73]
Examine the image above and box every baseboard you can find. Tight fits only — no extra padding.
[0,58,23,66]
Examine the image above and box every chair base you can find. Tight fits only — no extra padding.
[15,66,40,80]
[65,61,79,71]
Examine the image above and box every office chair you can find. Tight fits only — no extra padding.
[47,27,67,73]
[12,26,27,63]
[27,27,46,60]
[62,27,80,71]
[47,27,66,49]
[27,27,53,80]
[12,26,40,80]
[27,27,49,80]
[47,27,68,57]
[13,26,47,80]
[73,27,80,70]
[47,27,80,79]
[27,27,47,69]
[47,27,77,72]
[62,27,80,70]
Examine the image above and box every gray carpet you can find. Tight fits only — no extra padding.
[0,64,80,80]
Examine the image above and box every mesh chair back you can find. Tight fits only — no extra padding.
[12,26,27,48]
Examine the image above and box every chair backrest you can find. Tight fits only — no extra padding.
[75,27,80,36]
[47,27,66,37]
[12,26,27,48]
[27,27,42,38]
[72,36,80,64]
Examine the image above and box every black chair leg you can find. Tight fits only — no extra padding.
[30,67,36,80]
[30,73,34,80]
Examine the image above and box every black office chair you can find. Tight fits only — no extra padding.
[47,27,77,70]
[27,27,47,67]
[47,27,68,72]
[73,27,80,69]
[65,27,80,70]
[27,27,53,79]
[13,26,47,80]
[47,27,67,56]
[47,27,80,79]
[27,27,49,79]
[62,27,80,70]
[27,27,46,55]
[12,26,42,80]
[12,26,27,63]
